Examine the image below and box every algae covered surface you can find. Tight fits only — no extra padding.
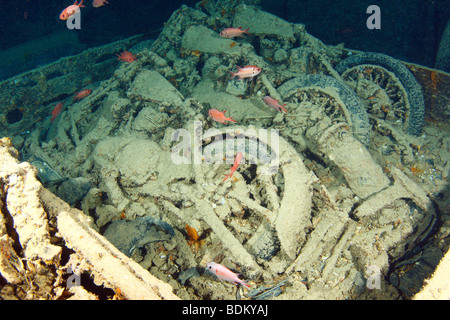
[0,0,449,300]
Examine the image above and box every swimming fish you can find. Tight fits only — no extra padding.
[430,70,438,90]
[60,0,85,20]
[51,103,63,123]
[208,109,237,124]
[73,89,92,101]
[207,262,250,288]
[223,152,243,182]
[116,51,137,63]
[92,0,109,8]
[229,65,261,80]
[185,224,199,243]
[263,96,287,113]
[219,27,250,38]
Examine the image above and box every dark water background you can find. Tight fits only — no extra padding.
[0,0,448,81]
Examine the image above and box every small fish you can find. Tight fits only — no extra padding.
[51,103,63,123]
[207,262,250,288]
[60,0,85,20]
[263,96,287,113]
[223,152,243,182]
[185,224,199,243]
[229,65,261,80]
[92,0,109,8]
[116,51,137,63]
[430,70,438,90]
[220,27,250,38]
[208,109,237,124]
[73,89,92,101]
[338,27,354,34]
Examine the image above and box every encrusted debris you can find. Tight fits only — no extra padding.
[0,1,448,300]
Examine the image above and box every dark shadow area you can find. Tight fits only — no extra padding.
[260,0,450,68]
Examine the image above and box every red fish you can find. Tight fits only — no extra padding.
[229,65,261,80]
[219,27,250,38]
[338,27,354,34]
[60,0,85,20]
[92,0,109,8]
[116,51,137,63]
[208,109,237,124]
[263,96,287,113]
[73,89,92,101]
[223,152,243,182]
[207,261,250,288]
[51,103,63,123]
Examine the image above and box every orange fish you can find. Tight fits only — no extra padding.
[51,103,63,123]
[73,89,92,101]
[223,152,243,182]
[116,51,137,63]
[229,65,261,80]
[208,109,237,124]
[60,0,85,20]
[185,224,199,243]
[430,70,438,90]
[92,0,109,8]
[219,27,250,38]
[263,96,287,113]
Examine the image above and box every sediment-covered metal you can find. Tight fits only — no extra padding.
[278,74,371,146]
[335,52,425,136]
